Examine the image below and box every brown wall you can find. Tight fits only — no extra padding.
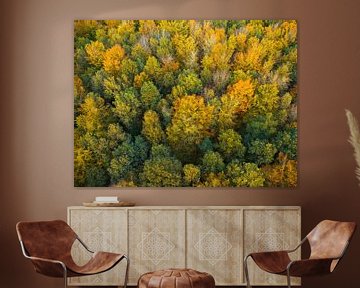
[1,0,360,287]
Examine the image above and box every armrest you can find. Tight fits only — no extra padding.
[286,237,307,253]
[247,250,291,259]
[287,258,335,277]
[76,236,94,253]
[245,236,306,259]
[19,240,67,277]
[26,255,67,278]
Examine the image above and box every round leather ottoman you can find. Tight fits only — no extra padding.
[138,268,215,288]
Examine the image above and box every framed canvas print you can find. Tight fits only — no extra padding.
[74,20,297,187]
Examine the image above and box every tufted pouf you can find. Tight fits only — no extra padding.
[138,268,215,288]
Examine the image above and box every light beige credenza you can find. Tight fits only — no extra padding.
[67,206,301,286]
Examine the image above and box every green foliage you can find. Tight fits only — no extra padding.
[226,162,265,187]
[248,140,277,165]
[274,128,297,159]
[178,71,203,95]
[140,81,161,109]
[112,88,142,132]
[218,129,246,161]
[74,20,297,187]
[140,145,182,187]
[201,151,225,174]
[108,136,149,184]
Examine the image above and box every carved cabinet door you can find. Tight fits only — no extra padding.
[243,209,301,286]
[128,209,186,284]
[68,208,128,286]
[186,209,243,285]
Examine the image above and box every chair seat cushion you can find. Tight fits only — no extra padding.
[138,268,215,288]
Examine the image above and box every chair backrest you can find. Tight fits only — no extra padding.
[307,220,356,261]
[16,220,77,261]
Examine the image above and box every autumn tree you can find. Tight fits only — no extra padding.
[183,164,201,186]
[141,110,165,145]
[167,95,214,161]
[218,79,255,130]
[103,44,125,74]
[85,40,105,67]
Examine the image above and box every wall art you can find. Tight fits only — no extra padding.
[74,20,297,187]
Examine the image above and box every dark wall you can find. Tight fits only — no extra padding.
[1,0,360,287]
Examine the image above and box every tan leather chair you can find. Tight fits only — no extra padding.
[16,220,129,288]
[244,220,356,288]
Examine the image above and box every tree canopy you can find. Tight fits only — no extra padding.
[74,20,297,187]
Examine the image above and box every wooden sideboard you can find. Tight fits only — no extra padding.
[67,206,301,286]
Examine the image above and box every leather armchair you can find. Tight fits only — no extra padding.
[16,220,129,288]
[244,220,356,288]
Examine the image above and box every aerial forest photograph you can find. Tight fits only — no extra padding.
[74,20,298,188]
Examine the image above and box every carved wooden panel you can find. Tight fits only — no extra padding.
[243,209,301,286]
[187,209,242,285]
[128,209,186,284]
[68,208,127,286]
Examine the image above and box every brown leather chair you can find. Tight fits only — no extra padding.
[244,220,356,288]
[16,220,129,288]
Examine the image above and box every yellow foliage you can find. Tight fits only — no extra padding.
[142,110,165,144]
[134,71,149,88]
[74,147,92,185]
[114,179,136,187]
[173,34,197,67]
[103,44,125,74]
[235,33,247,52]
[139,20,157,34]
[203,42,234,71]
[103,20,122,28]
[167,95,214,147]
[263,153,297,187]
[219,79,255,129]
[113,20,135,39]
[183,164,201,186]
[278,20,297,46]
[158,20,189,36]
[85,41,105,67]
[203,22,226,49]
[76,95,108,134]
[162,60,180,72]
[74,20,99,36]
[74,76,85,99]
[201,172,230,187]
[235,38,264,72]
[246,20,265,37]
